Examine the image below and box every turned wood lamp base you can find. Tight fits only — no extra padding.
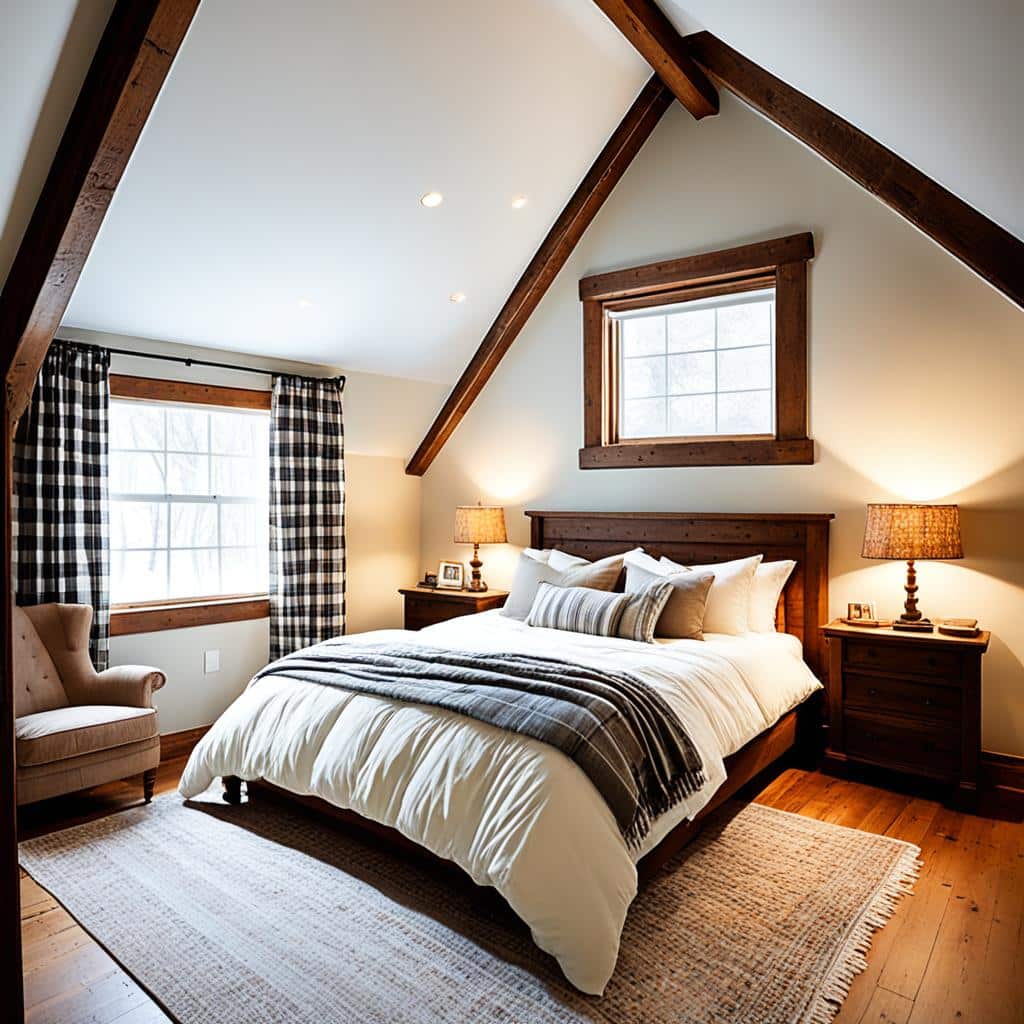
[890,558,935,632]
[466,542,488,592]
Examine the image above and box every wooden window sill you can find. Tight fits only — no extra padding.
[579,437,814,469]
[109,597,270,636]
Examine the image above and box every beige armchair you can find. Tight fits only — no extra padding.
[14,603,166,806]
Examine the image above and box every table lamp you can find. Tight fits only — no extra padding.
[454,504,507,592]
[861,503,963,632]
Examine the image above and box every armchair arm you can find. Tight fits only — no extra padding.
[89,665,166,708]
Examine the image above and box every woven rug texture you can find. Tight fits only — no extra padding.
[19,791,920,1024]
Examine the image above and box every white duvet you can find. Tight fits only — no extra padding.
[179,611,821,994]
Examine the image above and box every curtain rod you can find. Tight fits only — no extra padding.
[65,339,345,385]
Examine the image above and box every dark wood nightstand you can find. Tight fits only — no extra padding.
[822,621,989,807]
[398,587,508,631]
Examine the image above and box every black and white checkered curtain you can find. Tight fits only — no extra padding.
[269,375,345,660]
[13,339,111,669]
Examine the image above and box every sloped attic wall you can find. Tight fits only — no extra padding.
[420,93,1024,757]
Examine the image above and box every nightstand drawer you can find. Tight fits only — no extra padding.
[405,600,475,631]
[400,588,508,631]
[845,642,961,680]
[844,673,961,723]
[844,712,959,778]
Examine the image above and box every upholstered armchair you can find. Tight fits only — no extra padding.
[14,603,166,806]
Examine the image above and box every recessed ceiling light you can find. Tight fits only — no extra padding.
[421,191,444,208]
[297,297,314,309]
[511,194,528,209]
[449,292,467,304]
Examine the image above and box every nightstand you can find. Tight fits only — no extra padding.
[822,621,989,807]
[398,587,508,631]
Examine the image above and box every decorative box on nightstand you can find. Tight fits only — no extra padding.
[821,621,989,807]
[398,587,508,631]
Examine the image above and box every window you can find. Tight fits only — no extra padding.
[108,385,270,607]
[580,233,814,468]
[616,288,775,440]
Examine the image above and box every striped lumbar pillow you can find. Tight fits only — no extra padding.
[526,583,629,637]
[526,579,675,643]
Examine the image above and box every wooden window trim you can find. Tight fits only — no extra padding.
[110,596,270,636]
[109,374,271,410]
[579,233,814,469]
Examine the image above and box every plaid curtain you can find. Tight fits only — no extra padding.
[269,375,345,659]
[13,339,111,669]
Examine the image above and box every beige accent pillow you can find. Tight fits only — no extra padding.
[560,551,632,591]
[625,560,714,639]
[661,553,763,635]
[502,550,633,621]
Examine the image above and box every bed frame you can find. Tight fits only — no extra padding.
[235,510,834,883]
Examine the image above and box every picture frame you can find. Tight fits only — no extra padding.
[437,560,465,590]
[847,601,876,621]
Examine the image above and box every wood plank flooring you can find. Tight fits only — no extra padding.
[18,758,1024,1023]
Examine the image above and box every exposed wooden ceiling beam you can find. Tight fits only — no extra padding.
[0,2,200,1016]
[684,31,1024,310]
[592,0,717,119]
[0,0,201,425]
[406,75,674,476]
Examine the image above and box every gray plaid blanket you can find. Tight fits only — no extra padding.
[254,643,705,849]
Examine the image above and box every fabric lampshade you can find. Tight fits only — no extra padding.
[454,505,507,546]
[861,504,963,561]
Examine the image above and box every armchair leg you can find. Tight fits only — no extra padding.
[143,768,157,804]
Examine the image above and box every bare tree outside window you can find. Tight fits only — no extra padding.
[109,399,270,604]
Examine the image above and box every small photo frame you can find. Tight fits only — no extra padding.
[847,602,876,621]
[437,560,465,590]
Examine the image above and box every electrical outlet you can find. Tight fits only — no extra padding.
[204,649,220,674]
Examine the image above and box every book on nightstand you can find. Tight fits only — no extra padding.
[937,618,981,638]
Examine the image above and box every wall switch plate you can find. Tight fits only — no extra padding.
[204,649,220,674]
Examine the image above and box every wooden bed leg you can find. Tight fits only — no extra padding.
[143,768,156,804]
[222,775,242,805]
[793,691,824,771]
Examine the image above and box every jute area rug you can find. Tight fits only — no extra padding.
[19,790,919,1024]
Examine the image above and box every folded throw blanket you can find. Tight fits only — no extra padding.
[253,643,704,849]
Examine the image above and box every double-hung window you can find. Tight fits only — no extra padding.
[108,381,270,612]
[580,233,814,468]
[615,288,776,440]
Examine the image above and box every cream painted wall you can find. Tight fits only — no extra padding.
[420,95,1024,757]
[111,619,270,736]
[59,330,441,734]
[345,454,422,636]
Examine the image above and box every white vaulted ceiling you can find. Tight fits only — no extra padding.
[659,0,1024,241]
[4,1,1019,387]
[59,0,649,381]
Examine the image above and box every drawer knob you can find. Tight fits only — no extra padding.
[923,697,935,707]
[868,688,879,697]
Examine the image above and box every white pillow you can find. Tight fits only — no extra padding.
[523,547,589,571]
[622,549,664,575]
[748,560,796,632]
[660,553,763,634]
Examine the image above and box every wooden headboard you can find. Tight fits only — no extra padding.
[526,511,834,680]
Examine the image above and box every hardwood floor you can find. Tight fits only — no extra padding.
[18,758,1024,1023]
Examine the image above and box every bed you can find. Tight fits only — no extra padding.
[180,510,833,994]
